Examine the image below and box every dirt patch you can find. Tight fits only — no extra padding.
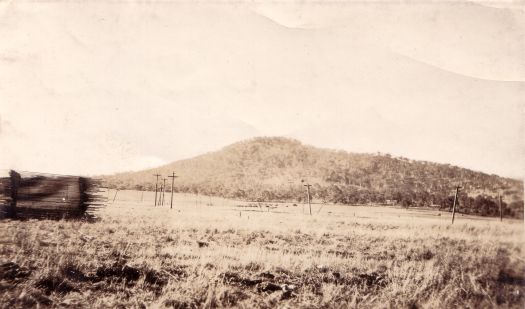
[258,271,275,280]
[144,268,169,287]
[57,261,180,292]
[217,288,250,307]
[197,241,209,248]
[327,249,354,259]
[61,263,99,282]
[163,265,188,279]
[96,263,141,282]
[221,271,262,287]
[16,288,53,307]
[0,262,31,281]
[498,270,525,286]
[36,275,78,295]
[163,295,205,309]
[220,271,295,301]
[256,281,282,293]
[350,272,388,287]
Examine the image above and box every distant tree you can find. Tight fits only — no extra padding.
[507,200,524,219]
[233,189,246,199]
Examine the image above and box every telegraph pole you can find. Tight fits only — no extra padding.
[304,183,312,216]
[451,185,461,224]
[161,178,167,206]
[158,182,164,205]
[112,190,118,203]
[153,174,160,206]
[287,180,294,204]
[499,193,503,222]
[168,172,178,209]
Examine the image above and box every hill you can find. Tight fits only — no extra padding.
[103,137,524,218]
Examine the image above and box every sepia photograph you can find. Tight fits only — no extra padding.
[0,0,524,308]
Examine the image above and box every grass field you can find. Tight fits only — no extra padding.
[1,190,524,308]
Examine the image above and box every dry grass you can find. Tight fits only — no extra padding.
[1,190,524,308]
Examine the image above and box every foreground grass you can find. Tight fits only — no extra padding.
[1,191,524,308]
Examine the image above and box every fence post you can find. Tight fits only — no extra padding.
[8,170,21,218]
[451,186,460,224]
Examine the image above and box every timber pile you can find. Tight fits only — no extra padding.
[0,170,106,219]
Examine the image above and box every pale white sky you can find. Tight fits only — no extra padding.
[0,1,524,178]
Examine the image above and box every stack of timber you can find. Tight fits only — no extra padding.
[0,170,106,219]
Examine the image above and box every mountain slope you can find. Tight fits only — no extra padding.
[103,137,523,217]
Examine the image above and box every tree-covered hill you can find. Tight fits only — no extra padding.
[103,137,524,218]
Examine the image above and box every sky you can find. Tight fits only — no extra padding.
[0,0,524,179]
